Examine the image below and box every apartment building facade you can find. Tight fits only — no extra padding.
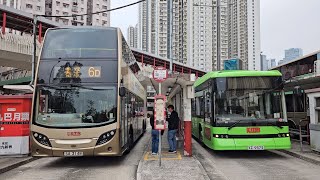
[0,0,45,15]
[228,0,261,70]
[138,0,261,71]
[1,0,110,26]
[127,24,138,48]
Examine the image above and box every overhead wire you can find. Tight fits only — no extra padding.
[37,0,146,18]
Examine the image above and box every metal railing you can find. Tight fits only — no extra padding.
[289,119,310,152]
[0,32,41,56]
[299,119,310,152]
[0,68,31,82]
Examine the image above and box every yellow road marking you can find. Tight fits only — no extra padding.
[144,151,182,161]
[144,152,149,160]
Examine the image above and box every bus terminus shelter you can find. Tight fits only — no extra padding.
[271,50,320,152]
[1,4,206,156]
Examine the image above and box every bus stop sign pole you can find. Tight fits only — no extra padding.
[153,67,168,167]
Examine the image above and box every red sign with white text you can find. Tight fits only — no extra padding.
[246,127,261,133]
[154,95,166,130]
[0,95,32,137]
[153,67,168,83]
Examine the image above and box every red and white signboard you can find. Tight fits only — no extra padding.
[153,67,168,83]
[0,95,32,155]
[154,95,166,130]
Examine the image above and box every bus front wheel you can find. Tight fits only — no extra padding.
[125,126,134,154]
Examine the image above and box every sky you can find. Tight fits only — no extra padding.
[111,0,320,62]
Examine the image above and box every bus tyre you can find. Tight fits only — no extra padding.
[199,125,205,147]
[143,120,146,132]
[129,126,134,149]
[125,128,134,154]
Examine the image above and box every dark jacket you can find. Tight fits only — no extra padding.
[167,110,179,130]
[150,115,155,130]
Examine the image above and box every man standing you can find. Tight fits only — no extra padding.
[149,111,159,155]
[166,105,179,153]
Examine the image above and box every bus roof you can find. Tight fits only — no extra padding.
[47,26,119,31]
[194,70,282,87]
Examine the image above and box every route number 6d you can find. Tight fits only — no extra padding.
[88,67,101,77]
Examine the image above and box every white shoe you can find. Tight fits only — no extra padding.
[151,152,157,155]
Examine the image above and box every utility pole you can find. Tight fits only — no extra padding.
[181,0,184,66]
[217,0,221,70]
[31,15,37,85]
[168,0,173,72]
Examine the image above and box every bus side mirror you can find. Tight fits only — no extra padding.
[119,87,126,97]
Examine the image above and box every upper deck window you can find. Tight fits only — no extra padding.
[41,28,118,59]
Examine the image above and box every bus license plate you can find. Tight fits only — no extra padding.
[248,146,264,150]
[63,152,84,156]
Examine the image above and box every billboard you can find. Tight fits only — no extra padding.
[224,58,243,70]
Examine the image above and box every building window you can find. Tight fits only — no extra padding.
[56,1,60,6]
[26,4,33,9]
[37,6,41,11]
[63,19,68,25]
[63,3,69,8]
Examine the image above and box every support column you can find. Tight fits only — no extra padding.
[183,86,192,156]
[2,12,6,35]
[38,23,42,42]
[141,55,144,67]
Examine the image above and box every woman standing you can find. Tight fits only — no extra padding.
[149,111,159,155]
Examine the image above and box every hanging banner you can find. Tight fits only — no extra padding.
[154,95,166,130]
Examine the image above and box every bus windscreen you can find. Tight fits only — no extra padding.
[41,28,118,59]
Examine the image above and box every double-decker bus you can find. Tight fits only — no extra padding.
[31,27,146,157]
[192,70,291,150]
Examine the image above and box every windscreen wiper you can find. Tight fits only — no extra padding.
[266,121,284,129]
[40,84,71,90]
[228,120,245,130]
[68,84,97,90]
[69,84,114,91]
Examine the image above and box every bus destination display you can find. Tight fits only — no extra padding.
[53,66,101,79]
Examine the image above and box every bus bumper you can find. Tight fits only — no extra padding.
[31,138,122,157]
[211,137,291,150]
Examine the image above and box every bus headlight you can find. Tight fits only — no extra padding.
[278,133,290,138]
[96,130,116,146]
[33,132,52,147]
[213,134,229,138]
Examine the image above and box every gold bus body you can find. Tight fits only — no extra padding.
[31,27,146,157]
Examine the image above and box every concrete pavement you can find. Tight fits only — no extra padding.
[194,139,320,180]
[280,140,320,165]
[136,131,217,180]
[0,132,149,180]
[0,156,36,174]
[0,136,320,180]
